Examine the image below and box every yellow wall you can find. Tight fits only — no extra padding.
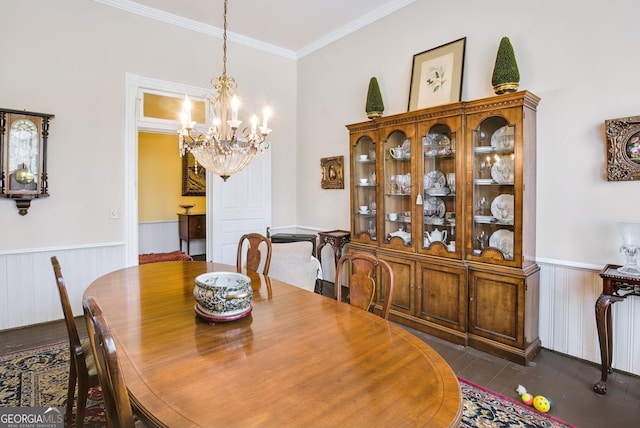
[138,132,205,222]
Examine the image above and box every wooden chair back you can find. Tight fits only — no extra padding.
[83,296,135,428]
[236,233,272,275]
[51,256,99,427]
[334,252,395,319]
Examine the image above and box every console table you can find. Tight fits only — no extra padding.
[594,264,640,394]
[271,233,317,257]
[178,213,205,256]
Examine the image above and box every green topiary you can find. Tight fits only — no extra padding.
[365,77,384,119]
[491,37,520,95]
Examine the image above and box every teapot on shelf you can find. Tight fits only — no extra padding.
[389,146,406,159]
[424,228,447,246]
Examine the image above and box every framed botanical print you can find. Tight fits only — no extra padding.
[321,156,344,189]
[408,37,466,111]
[182,152,206,196]
[605,115,640,181]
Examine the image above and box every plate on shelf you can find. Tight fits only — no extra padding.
[490,194,514,224]
[474,146,494,154]
[423,170,446,190]
[491,156,515,184]
[424,197,446,218]
[474,178,494,185]
[489,229,514,260]
[491,126,515,152]
[474,215,494,223]
[427,187,450,196]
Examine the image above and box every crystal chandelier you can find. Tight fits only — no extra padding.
[178,0,271,181]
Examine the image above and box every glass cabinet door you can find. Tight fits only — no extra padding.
[352,135,378,242]
[471,116,516,261]
[419,121,460,256]
[382,129,413,249]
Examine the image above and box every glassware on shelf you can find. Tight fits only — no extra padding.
[368,219,376,239]
[477,230,488,250]
[616,221,640,276]
[477,196,489,215]
[477,156,492,178]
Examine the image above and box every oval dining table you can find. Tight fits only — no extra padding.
[83,261,462,428]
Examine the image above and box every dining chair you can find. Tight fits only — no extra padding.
[334,252,395,319]
[50,256,99,428]
[82,295,136,428]
[236,233,272,275]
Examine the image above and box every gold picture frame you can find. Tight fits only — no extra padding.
[408,37,466,111]
[182,152,206,196]
[605,115,640,181]
[321,156,344,189]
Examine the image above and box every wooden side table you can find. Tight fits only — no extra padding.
[178,213,206,256]
[594,264,640,394]
[317,230,351,293]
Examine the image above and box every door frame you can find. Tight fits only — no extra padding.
[124,73,210,266]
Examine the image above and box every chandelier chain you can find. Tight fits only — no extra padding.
[222,0,227,76]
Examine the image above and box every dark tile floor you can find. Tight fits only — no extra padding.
[2,283,639,428]
[317,280,640,428]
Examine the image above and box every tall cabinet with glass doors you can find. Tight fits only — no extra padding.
[346,91,540,364]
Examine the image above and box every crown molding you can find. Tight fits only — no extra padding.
[295,0,415,59]
[94,0,297,60]
[95,0,414,61]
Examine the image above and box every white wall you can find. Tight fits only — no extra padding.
[0,0,297,252]
[296,0,640,266]
[295,0,640,374]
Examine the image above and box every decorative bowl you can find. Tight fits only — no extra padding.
[193,272,253,320]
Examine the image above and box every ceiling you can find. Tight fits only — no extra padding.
[98,0,415,58]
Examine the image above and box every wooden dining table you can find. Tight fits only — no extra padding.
[83,261,462,427]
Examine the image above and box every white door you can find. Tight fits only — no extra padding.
[207,150,272,265]
[125,73,271,266]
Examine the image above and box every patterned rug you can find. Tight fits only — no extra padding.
[0,342,575,427]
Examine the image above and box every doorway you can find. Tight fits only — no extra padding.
[124,73,272,266]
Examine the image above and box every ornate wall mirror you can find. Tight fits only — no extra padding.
[0,108,54,215]
[605,115,640,181]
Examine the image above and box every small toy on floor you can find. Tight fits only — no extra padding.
[515,384,552,413]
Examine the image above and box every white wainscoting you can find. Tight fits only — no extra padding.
[139,220,205,256]
[538,261,640,376]
[0,243,126,331]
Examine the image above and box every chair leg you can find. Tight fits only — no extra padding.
[65,362,77,425]
[75,379,89,428]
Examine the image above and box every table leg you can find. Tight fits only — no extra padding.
[593,293,623,394]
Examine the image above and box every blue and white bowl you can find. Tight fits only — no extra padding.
[194,272,253,317]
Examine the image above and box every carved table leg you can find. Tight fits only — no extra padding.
[593,293,623,394]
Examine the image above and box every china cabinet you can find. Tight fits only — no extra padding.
[346,91,540,364]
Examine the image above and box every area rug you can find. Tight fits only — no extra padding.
[1,342,575,428]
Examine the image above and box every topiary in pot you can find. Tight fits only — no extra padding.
[365,77,384,119]
[491,37,520,95]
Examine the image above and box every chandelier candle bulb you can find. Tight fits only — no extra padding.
[263,107,271,129]
[231,96,239,122]
[251,115,258,133]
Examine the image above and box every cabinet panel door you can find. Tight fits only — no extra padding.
[377,253,415,316]
[468,269,523,346]
[189,215,206,239]
[416,261,467,332]
[350,129,379,245]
